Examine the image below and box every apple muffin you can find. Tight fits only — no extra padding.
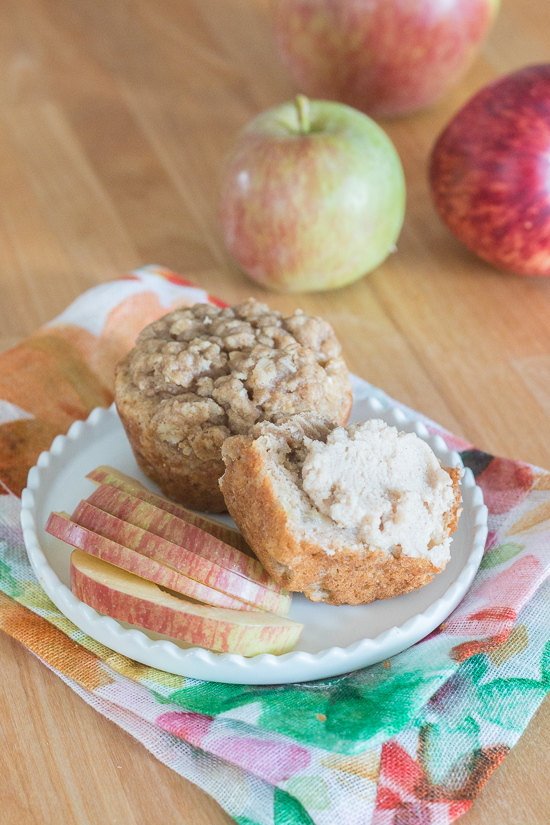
[115,299,352,512]
[220,415,462,605]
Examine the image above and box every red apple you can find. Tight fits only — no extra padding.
[86,466,252,556]
[430,65,550,276]
[219,96,405,292]
[70,550,303,656]
[271,0,500,118]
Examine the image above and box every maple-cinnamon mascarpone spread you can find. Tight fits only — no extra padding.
[301,419,457,568]
[115,299,352,512]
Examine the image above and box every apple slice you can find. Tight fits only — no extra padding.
[85,483,283,593]
[86,466,251,555]
[46,512,256,612]
[71,500,291,616]
[70,549,303,656]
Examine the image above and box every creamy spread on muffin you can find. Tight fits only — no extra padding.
[301,419,457,568]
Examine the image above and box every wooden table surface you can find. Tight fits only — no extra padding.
[2,0,550,822]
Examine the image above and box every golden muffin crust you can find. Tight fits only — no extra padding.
[115,300,352,511]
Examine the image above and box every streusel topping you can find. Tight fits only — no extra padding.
[120,300,351,456]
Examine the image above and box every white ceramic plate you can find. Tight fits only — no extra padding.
[20,381,488,685]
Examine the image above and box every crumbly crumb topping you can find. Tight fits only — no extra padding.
[119,299,351,457]
[246,414,334,472]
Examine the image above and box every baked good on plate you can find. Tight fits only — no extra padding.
[115,299,352,512]
[220,415,462,605]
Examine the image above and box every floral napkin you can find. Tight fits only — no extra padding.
[1,265,550,825]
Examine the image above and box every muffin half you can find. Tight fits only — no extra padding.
[220,415,462,605]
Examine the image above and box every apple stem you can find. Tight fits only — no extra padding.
[295,95,311,134]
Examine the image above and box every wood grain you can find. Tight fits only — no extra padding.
[1,0,550,822]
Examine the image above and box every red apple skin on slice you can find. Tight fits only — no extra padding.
[86,466,252,556]
[70,549,303,656]
[86,483,283,593]
[45,512,256,612]
[71,500,291,616]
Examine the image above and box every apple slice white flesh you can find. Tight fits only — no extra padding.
[46,512,257,612]
[70,549,303,656]
[86,465,251,555]
[71,500,291,616]
[85,483,283,593]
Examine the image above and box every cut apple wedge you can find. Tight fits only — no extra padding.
[71,500,292,616]
[85,483,283,593]
[86,465,251,555]
[70,549,303,656]
[45,512,257,612]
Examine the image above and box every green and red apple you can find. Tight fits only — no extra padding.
[271,0,500,118]
[219,96,405,292]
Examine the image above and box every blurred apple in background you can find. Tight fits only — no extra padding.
[219,96,405,293]
[430,65,550,277]
[271,0,500,118]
